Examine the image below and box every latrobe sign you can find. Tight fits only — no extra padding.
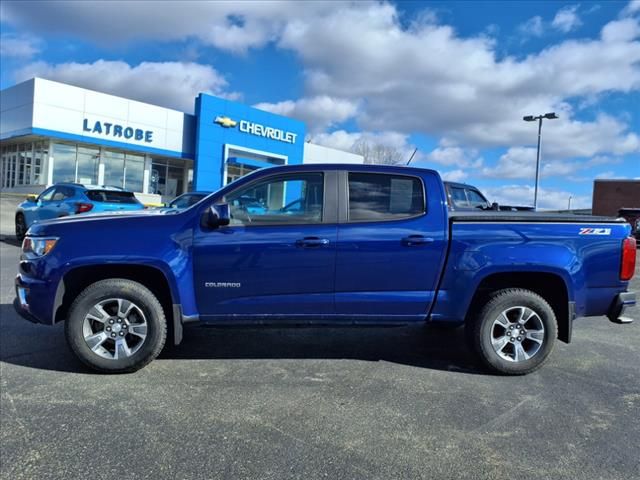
[83,119,153,143]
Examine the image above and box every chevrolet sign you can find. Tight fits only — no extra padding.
[214,115,298,144]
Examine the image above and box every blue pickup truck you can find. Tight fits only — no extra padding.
[14,164,637,374]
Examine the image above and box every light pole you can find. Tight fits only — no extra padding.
[568,195,572,211]
[523,112,558,210]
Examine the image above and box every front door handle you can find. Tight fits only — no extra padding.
[295,237,330,248]
[401,235,434,246]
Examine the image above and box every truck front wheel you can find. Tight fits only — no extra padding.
[470,288,557,375]
[65,279,167,373]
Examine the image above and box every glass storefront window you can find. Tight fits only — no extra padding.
[1,140,186,194]
[167,165,184,198]
[33,142,46,185]
[103,150,125,188]
[124,154,144,192]
[150,161,166,195]
[52,143,77,184]
[0,141,47,187]
[76,146,100,185]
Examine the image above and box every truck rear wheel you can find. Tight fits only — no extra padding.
[470,288,557,375]
[65,279,167,373]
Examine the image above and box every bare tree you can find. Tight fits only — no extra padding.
[351,139,404,165]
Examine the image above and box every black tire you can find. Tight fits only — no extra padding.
[468,288,557,375]
[65,279,167,373]
[15,213,27,242]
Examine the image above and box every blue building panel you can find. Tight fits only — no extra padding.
[193,94,306,191]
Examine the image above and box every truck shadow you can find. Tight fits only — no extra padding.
[0,303,486,375]
[0,234,20,247]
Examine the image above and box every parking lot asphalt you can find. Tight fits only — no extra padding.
[1,201,639,480]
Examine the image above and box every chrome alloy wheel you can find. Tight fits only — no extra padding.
[82,298,148,360]
[490,306,545,363]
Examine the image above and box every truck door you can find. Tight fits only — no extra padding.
[192,171,338,317]
[334,171,448,318]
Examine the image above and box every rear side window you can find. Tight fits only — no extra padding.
[85,190,140,204]
[348,172,424,221]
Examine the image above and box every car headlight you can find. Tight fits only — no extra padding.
[22,237,59,257]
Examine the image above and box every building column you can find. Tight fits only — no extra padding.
[182,162,190,194]
[142,155,151,194]
[97,147,105,186]
[46,139,54,186]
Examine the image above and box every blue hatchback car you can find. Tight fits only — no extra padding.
[15,183,144,240]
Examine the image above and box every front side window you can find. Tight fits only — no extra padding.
[170,194,194,209]
[52,186,75,201]
[225,173,324,226]
[465,188,489,208]
[39,187,56,202]
[348,172,424,221]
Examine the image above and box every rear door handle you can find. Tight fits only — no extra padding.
[295,237,330,248]
[401,235,434,246]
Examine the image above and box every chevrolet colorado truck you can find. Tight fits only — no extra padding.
[14,164,637,374]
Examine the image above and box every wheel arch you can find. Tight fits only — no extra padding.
[467,271,572,343]
[55,263,181,344]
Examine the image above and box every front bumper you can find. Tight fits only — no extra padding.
[14,274,58,325]
[13,297,39,324]
[607,292,636,324]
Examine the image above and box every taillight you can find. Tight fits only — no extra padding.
[621,237,636,281]
[75,202,94,214]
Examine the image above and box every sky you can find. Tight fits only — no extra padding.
[1,0,639,209]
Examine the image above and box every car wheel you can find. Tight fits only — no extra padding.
[65,279,167,373]
[15,213,27,242]
[469,288,557,375]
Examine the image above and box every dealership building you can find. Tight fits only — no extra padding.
[0,78,362,202]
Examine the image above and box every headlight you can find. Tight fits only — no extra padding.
[22,237,59,257]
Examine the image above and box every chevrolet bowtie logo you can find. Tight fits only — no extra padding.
[214,116,237,128]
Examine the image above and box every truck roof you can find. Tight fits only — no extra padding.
[256,163,438,175]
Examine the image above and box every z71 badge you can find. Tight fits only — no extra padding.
[579,227,611,235]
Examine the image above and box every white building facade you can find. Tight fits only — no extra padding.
[0,78,363,202]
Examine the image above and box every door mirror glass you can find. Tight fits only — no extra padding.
[204,203,230,228]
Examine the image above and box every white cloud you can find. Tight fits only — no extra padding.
[441,169,468,182]
[480,143,637,181]
[482,184,590,210]
[552,5,582,33]
[0,33,40,58]
[3,0,639,166]
[254,96,358,133]
[621,0,640,17]
[0,1,347,54]
[601,18,640,42]
[14,60,237,112]
[422,146,483,168]
[518,16,545,37]
[481,147,537,179]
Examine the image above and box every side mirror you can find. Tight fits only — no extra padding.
[203,203,230,229]
[26,194,37,203]
[491,202,500,211]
